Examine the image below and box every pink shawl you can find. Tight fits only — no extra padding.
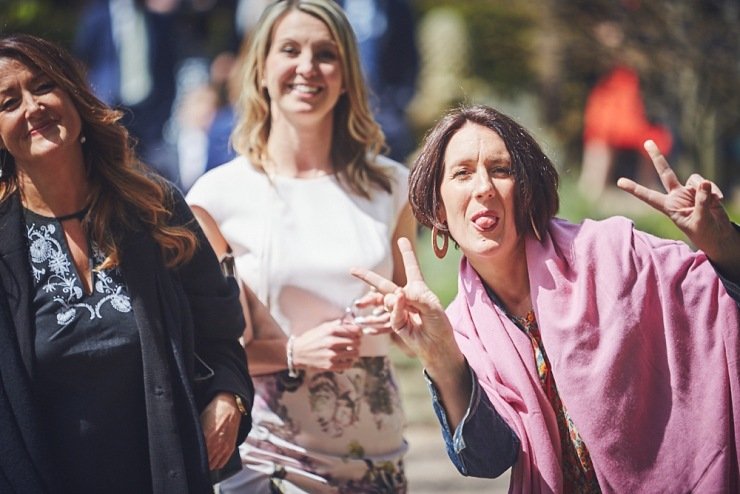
[447,216,739,493]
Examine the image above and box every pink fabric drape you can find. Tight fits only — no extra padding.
[448,216,739,493]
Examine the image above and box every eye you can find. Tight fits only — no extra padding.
[35,80,56,94]
[316,49,338,62]
[451,167,471,179]
[279,44,299,56]
[490,166,512,178]
[0,97,19,112]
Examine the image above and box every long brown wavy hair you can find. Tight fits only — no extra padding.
[0,34,197,269]
[230,0,391,197]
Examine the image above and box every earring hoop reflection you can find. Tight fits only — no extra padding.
[431,225,449,259]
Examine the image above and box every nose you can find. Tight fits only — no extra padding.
[473,167,495,199]
[296,52,317,77]
[23,93,44,116]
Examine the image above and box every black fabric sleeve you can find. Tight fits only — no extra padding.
[168,188,254,440]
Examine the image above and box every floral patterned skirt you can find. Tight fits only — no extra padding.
[222,357,408,494]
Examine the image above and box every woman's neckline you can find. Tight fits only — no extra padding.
[24,204,90,222]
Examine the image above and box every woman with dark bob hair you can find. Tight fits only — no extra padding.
[354,104,740,492]
[0,34,253,493]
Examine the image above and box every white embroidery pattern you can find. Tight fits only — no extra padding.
[27,222,132,326]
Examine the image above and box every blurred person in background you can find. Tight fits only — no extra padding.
[577,21,673,201]
[337,0,419,163]
[74,0,180,183]
[354,104,739,493]
[186,0,416,491]
[0,34,252,493]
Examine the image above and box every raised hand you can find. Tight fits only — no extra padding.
[617,140,736,262]
[352,237,471,428]
[351,237,459,367]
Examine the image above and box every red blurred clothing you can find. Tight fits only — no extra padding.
[583,65,672,155]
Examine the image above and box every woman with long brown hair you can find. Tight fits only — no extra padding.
[0,33,253,493]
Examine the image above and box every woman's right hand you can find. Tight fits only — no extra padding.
[353,237,472,429]
[351,237,460,369]
[292,320,362,372]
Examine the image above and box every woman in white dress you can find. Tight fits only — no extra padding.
[186,1,416,492]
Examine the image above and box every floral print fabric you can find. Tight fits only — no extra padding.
[26,218,131,328]
[512,310,601,493]
[243,357,408,493]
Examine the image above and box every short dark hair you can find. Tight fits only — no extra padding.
[409,104,559,240]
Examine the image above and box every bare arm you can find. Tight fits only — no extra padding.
[190,206,364,376]
[190,206,289,376]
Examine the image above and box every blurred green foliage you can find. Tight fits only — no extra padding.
[414,0,539,97]
[0,0,80,46]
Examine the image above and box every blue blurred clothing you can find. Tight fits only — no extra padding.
[74,0,178,181]
[338,0,419,161]
[206,105,237,172]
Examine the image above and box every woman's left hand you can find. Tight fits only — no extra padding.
[617,140,739,269]
[200,392,242,470]
[348,290,393,335]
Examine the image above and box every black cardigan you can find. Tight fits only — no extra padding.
[0,189,253,493]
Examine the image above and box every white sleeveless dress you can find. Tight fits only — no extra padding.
[187,156,409,493]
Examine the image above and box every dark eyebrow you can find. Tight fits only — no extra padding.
[484,155,511,166]
[29,72,50,84]
[313,39,338,49]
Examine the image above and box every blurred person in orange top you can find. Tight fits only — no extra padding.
[577,21,673,201]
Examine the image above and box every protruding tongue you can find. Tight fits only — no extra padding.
[474,216,497,229]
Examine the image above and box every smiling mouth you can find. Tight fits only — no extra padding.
[289,83,322,94]
[28,121,55,136]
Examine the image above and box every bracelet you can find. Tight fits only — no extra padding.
[286,335,299,378]
[233,394,249,416]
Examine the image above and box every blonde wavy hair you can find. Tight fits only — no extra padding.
[0,34,197,269]
[231,0,391,197]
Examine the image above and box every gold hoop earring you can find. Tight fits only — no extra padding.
[529,212,542,242]
[431,225,449,259]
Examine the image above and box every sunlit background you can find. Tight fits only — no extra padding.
[3,1,737,491]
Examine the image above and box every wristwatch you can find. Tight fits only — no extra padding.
[234,394,249,416]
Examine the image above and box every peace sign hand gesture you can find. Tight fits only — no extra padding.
[617,140,740,275]
[350,237,461,368]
